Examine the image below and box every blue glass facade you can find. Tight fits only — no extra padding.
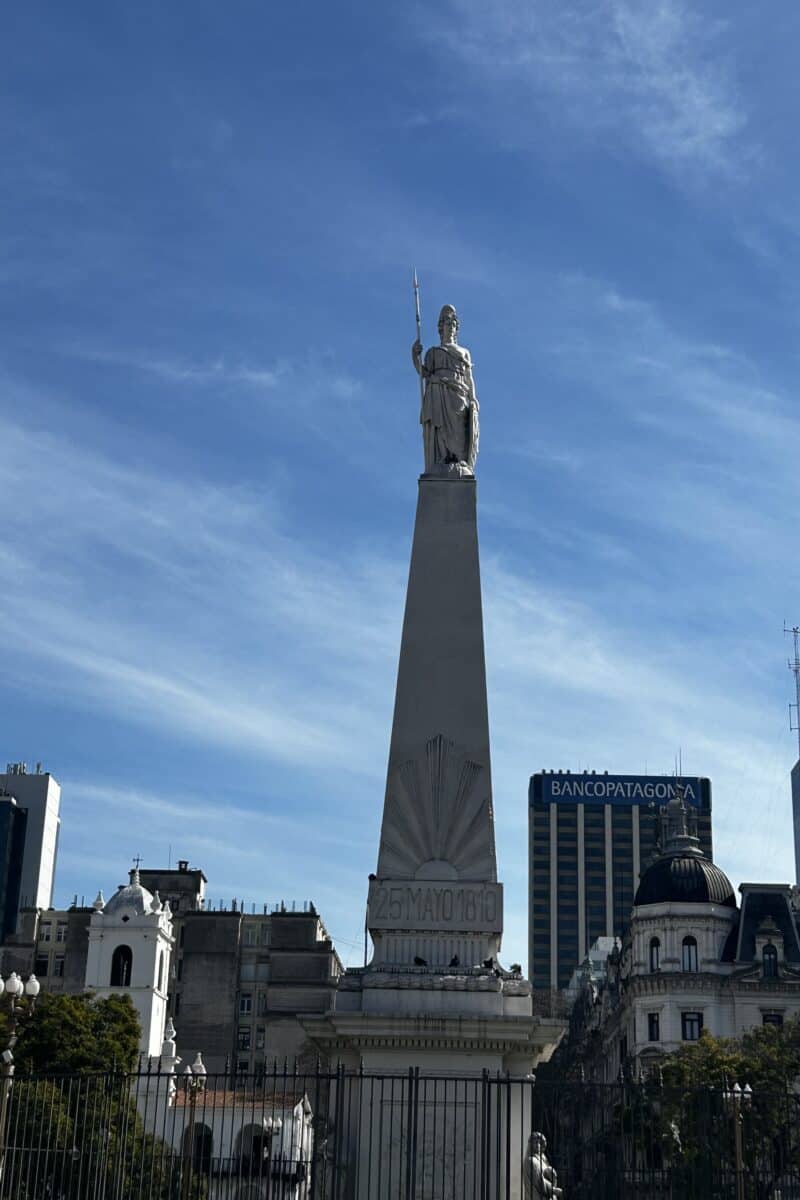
[0,799,28,940]
[529,772,713,991]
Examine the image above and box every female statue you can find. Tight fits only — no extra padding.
[412,304,479,476]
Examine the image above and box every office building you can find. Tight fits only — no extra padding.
[178,901,343,1073]
[0,798,27,939]
[529,771,712,991]
[0,763,61,914]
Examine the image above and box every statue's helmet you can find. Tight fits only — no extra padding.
[437,304,459,332]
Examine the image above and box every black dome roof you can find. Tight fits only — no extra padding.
[635,852,736,908]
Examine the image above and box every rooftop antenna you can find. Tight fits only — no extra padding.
[786,623,800,757]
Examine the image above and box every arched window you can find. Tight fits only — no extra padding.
[157,950,164,992]
[237,1124,269,1178]
[763,944,778,979]
[182,1124,213,1175]
[649,937,660,972]
[110,944,133,987]
[682,936,698,972]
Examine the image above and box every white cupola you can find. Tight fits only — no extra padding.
[85,867,174,1057]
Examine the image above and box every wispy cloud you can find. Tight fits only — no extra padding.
[2,386,793,956]
[0,413,400,778]
[436,0,747,177]
[61,344,366,398]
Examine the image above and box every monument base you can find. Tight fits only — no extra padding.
[302,973,563,1200]
[304,966,562,1076]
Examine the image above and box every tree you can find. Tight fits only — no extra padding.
[654,1022,800,1197]
[0,994,204,1197]
[0,992,141,1074]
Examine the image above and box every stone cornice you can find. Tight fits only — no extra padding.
[301,1012,564,1056]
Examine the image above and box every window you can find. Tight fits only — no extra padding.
[110,944,133,987]
[236,1058,249,1075]
[56,924,67,943]
[682,936,699,972]
[53,956,65,978]
[186,1125,213,1176]
[157,951,165,992]
[34,954,49,976]
[260,924,270,946]
[255,1027,265,1050]
[176,958,183,981]
[649,937,660,972]
[258,993,267,1017]
[619,1035,628,1064]
[239,992,252,1015]
[237,1027,251,1051]
[647,1013,660,1042]
[681,1012,703,1041]
[174,994,181,1016]
[763,1012,783,1028]
[39,923,51,943]
[763,944,778,979]
[243,925,258,947]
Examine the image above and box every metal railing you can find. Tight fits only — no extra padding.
[1,1064,800,1198]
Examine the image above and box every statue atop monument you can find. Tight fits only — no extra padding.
[412,303,479,477]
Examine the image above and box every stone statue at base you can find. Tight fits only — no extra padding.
[523,1132,563,1199]
[412,304,479,477]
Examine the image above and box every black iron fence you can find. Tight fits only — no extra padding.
[1,1064,800,1198]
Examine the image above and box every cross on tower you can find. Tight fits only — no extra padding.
[132,854,142,870]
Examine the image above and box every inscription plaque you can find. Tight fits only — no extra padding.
[368,879,503,933]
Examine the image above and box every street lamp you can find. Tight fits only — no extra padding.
[0,973,41,1186]
[262,1116,283,1186]
[180,1055,207,1200]
[723,1080,753,1200]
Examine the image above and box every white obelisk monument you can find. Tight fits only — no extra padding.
[306,299,562,1081]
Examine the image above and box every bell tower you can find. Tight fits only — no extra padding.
[85,868,174,1057]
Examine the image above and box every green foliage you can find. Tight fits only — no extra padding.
[663,1018,800,1093]
[645,1022,800,1196]
[1,1076,205,1200]
[0,991,141,1074]
[0,993,196,1197]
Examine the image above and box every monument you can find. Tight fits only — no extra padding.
[303,294,564,1194]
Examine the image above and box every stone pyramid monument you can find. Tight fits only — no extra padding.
[305,302,562,1076]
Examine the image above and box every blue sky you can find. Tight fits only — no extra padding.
[2,1,800,971]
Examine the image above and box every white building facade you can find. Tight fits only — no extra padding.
[85,868,174,1057]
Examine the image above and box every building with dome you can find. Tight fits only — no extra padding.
[85,867,174,1057]
[559,786,800,1080]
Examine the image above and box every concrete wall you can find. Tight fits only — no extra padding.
[178,911,242,1073]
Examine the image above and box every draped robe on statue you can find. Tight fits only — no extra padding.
[420,343,479,472]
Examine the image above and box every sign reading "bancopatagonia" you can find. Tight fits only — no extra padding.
[530,773,711,809]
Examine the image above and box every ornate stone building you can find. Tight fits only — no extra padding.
[560,788,800,1080]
